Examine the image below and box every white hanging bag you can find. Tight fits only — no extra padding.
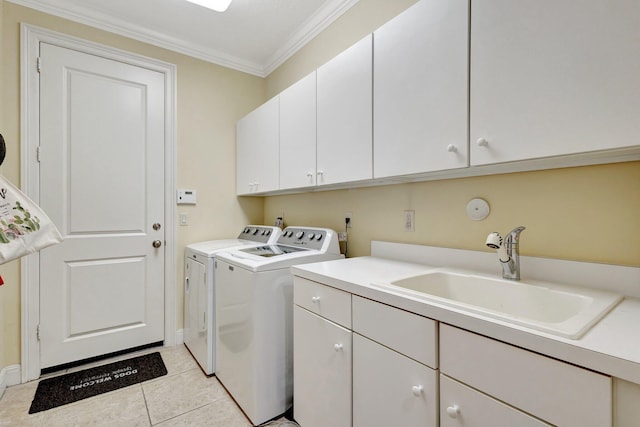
[0,175,63,264]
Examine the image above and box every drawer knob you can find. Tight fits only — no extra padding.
[411,385,423,396]
[333,343,343,352]
[447,144,457,153]
[476,137,489,147]
[311,296,320,303]
[446,405,460,419]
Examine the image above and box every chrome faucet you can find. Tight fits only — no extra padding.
[485,226,526,280]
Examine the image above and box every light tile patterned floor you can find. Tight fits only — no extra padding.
[0,345,299,427]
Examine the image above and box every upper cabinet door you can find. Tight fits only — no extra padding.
[374,0,469,178]
[317,35,373,186]
[471,0,640,166]
[280,71,317,190]
[236,96,280,195]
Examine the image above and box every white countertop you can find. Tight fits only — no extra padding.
[292,255,640,384]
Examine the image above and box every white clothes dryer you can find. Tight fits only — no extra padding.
[183,226,282,375]
[214,226,343,425]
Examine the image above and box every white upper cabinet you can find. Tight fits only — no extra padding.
[236,96,279,195]
[279,71,317,190]
[374,0,469,178]
[471,0,640,165]
[317,34,373,186]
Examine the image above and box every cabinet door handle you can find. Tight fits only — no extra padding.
[477,137,489,147]
[311,296,320,303]
[446,405,460,419]
[411,385,423,396]
[333,343,343,352]
[447,144,458,153]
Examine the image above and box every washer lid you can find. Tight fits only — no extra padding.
[239,244,309,258]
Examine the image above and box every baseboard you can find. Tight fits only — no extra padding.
[0,365,21,399]
[174,329,184,345]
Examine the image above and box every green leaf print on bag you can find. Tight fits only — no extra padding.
[0,201,42,243]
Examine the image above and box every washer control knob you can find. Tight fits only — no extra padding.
[296,231,305,239]
[265,230,271,235]
[252,228,259,235]
[244,228,250,233]
[316,234,323,241]
[308,233,315,240]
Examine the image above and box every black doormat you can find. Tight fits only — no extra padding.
[29,352,167,414]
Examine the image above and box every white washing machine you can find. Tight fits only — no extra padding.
[183,225,282,375]
[214,226,343,425]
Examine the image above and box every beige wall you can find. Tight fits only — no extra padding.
[0,1,265,368]
[264,163,640,266]
[263,0,640,268]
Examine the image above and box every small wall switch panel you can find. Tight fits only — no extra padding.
[404,210,415,232]
[177,189,197,204]
[338,231,348,242]
[179,213,189,226]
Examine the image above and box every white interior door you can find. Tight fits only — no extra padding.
[38,42,166,369]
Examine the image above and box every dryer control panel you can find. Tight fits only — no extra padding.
[237,226,281,244]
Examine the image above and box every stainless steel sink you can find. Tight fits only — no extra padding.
[373,271,622,339]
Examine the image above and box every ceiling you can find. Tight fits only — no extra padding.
[8,0,359,77]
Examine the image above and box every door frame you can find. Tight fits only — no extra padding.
[19,24,177,382]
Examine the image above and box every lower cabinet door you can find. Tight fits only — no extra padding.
[353,333,437,427]
[293,306,352,427]
[440,375,551,427]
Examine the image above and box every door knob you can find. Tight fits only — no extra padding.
[153,223,162,231]
[152,240,162,248]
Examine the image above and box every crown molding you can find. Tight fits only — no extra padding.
[7,0,358,77]
[263,0,359,76]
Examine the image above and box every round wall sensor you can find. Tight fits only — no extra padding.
[466,198,490,221]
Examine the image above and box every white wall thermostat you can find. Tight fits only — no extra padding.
[177,189,197,204]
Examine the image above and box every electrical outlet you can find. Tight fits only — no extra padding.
[404,210,415,232]
[345,212,353,228]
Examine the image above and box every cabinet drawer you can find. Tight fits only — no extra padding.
[440,324,612,427]
[352,296,437,368]
[294,277,351,328]
[440,374,551,427]
[353,334,437,427]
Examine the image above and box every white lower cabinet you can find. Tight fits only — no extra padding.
[293,276,617,427]
[440,324,612,427]
[352,295,439,427]
[440,374,550,427]
[293,278,352,427]
[293,307,351,427]
[353,334,437,427]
